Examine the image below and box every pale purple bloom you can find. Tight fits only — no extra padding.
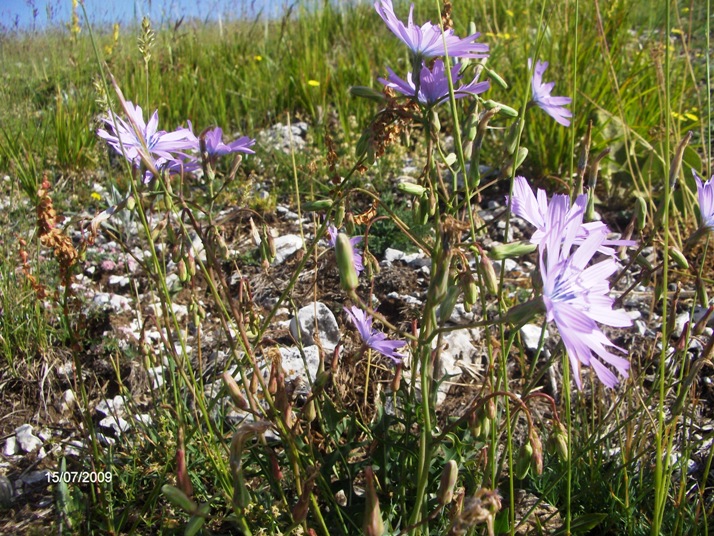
[694,170,714,230]
[201,127,256,159]
[328,225,364,274]
[344,306,407,363]
[539,195,631,389]
[97,102,197,166]
[374,0,488,59]
[508,176,634,255]
[529,59,572,127]
[380,59,489,106]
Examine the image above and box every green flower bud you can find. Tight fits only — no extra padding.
[335,204,346,228]
[483,99,518,117]
[668,246,689,270]
[478,252,499,296]
[178,259,188,282]
[437,460,459,505]
[483,67,509,90]
[184,504,210,536]
[222,372,248,410]
[552,422,569,462]
[398,181,428,197]
[515,443,533,480]
[161,484,197,514]
[349,85,387,102]
[439,283,461,323]
[303,199,334,211]
[697,277,709,309]
[336,233,359,292]
[488,240,537,260]
[635,196,647,231]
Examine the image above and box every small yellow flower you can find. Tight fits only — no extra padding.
[253,55,263,62]
[506,9,514,17]
[90,192,102,201]
[308,80,320,87]
[685,112,699,122]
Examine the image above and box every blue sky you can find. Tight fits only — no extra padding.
[0,0,292,31]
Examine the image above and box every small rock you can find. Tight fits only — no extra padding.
[277,345,321,395]
[108,274,130,287]
[148,366,165,389]
[60,389,76,413]
[92,292,132,313]
[95,395,127,417]
[15,424,43,453]
[99,416,130,436]
[0,475,13,509]
[289,302,340,352]
[3,437,18,457]
[521,324,548,351]
[273,234,304,265]
[20,470,49,487]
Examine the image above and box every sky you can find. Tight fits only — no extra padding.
[0,0,299,31]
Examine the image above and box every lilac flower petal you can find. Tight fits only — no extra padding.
[344,306,407,363]
[694,170,714,230]
[375,0,488,59]
[529,58,573,127]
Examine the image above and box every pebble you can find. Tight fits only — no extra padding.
[289,302,340,352]
[15,424,43,453]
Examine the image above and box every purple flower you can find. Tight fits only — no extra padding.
[328,225,364,274]
[97,102,197,166]
[344,306,407,363]
[374,0,488,59]
[539,196,632,389]
[529,59,572,127]
[694,170,714,230]
[508,176,634,255]
[379,59,489,106]
[201,127,256,160]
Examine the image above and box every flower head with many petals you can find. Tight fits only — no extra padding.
[97,102,197,166]
[538,193,632,389]
[374,0,488,59]
[508,176,634,255]
[201,127,256,160]
[344,306,406,363]
[529,59,572,127]
[380,60,489,106]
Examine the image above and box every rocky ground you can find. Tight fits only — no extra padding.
[1,121,713,533]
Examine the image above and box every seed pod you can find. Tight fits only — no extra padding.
[478,251,499,296]
[437,460,459,505]
[483,99,518,117]
[349,85,387,101]
[552,421,569,462]
[335,204,346,228]
[439,283,461,323]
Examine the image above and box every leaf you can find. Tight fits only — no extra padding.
[553,513,608,534]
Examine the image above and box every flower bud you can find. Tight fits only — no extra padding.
[178,259,189,282]
[161,484,197,514]
[437,460,459,505]
[515,443,533,480]
[349,85,387,101]
[483,67,509,90]
[336,233,359,292]
[397,181,428,197]
[184,503,210,536]
[303,199,334,211]
[126,195,136,211]
[430,109,441,134]
[635,195,647,231]
[697,277,709,309]
[363,467,384,536]
[483,99,518,117]
[529,430,543,476]
[488,240,537,260]
[503,298,546,329]
[335,204,346,228]
[668,246,689,270]
[461,272,479,306]
[187,252,196,276]
[478,251,499,296]
[438,283,461,323]
[552,421,569,462]
[222,371,248,410]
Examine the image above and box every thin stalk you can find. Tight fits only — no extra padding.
[653,1,673,532]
